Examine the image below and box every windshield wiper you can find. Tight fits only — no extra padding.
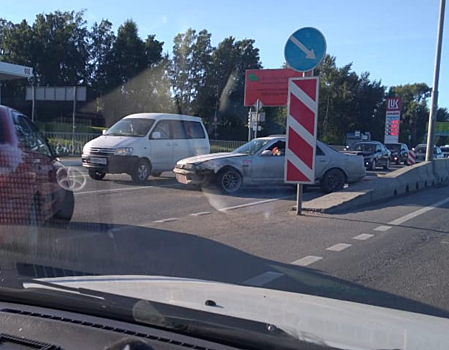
[3,278,337,350]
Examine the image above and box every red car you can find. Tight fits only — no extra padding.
[0,105,74,225]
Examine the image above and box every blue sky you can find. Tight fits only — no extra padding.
[2,0,448,108]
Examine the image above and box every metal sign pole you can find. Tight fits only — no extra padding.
[248,109,252,141]
[255,99,260,139]
[72,86,77,155]
[31,85,35,122]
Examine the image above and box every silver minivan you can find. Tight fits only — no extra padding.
[82,113,210,183]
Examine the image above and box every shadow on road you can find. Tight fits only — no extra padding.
[1,222,448,319]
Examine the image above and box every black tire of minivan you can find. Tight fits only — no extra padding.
[88,170,106,180]
[131,159,151,184]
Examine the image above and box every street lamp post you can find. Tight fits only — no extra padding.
[426,0,446,161]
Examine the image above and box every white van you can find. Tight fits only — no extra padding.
[82,113,210,183]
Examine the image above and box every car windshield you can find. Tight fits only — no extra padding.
[232,139,271,155]
[386,144,401,151]
[105,118,155,137]
[349,143,376,152]
[2,2,449,349]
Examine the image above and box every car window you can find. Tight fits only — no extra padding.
[14,115,52,157]
[0,118,5,144]
[349,143,376,152]
[171,120,188,139]
[266,141,286,156]
[151,120,170,139]
[316,146,325,156]
[106,118,155,137]
[376,145,382,152]
[185,121,206,139]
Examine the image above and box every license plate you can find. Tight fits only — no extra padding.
[90,157,107,165]
[176,174,188,184]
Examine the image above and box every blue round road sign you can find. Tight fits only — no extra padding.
[284,27,327,72]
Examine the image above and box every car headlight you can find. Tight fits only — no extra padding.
[183,163,197,170]
[114,147,133,156]
[83,146,90,154]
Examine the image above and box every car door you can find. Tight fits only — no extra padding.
[149,120,173,171]
[170,120,194,165]
[251,140,286,185]
[315,145,330,180]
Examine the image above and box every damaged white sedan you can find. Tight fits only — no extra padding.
[174,135,365,194]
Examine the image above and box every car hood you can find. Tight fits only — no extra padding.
[27,275,449,350]
[343,150,374,157]
[176,152,247,165]
[84,135,139,150]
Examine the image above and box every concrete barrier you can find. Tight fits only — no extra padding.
[303,159,449,213]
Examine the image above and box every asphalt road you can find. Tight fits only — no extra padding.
[4,160,449,321]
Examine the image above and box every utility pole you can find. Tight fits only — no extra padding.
[426,0,446,161]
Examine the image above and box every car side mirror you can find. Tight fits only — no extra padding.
[261,150,272,157]
[151,131,161,139]
[102,129,107,135]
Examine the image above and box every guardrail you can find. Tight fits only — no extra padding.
[44,132,247,155]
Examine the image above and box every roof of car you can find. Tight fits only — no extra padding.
[353,141,381,144]
[123,113,202,122]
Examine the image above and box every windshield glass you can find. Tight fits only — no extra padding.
[105,119,155,137]
[232,139,271,155]
[385,144,401,151]
[2,2,449,349]
[349,143,376,152]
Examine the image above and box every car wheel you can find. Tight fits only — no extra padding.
[48,190,74,225]
[383,159,390,170]
[132,159,151,184]
[151,172,162,177]
[88,170,106,180]
[370,159,376,170]
[320,168,345,193]
[217,168,242,194]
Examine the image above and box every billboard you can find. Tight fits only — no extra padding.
[384,97,401,143]
[244,69,304,106]
[26,86,87,101]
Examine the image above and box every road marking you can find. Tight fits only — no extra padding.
[326,243,352,252]
[388,197,449,226]
[190,212,211,217]
[291,256,323,266]
[243,271,284,287]
[219,195,294,212]
[75,186,153,196]
[352,233,374,241]
[374,225,392,232]
[153,218,179,223]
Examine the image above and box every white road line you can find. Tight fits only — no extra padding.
[388,197,449,226]
[291,256,323,266]
[352,233,374,241]
[374,225,392,232]
[326,243,352,252]
[219,195,294,212]
[75,186,153,196]
[190,212,211,217]
[243,271,284,287]
[153,218,179,223]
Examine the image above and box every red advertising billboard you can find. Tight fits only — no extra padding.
[244,69,304,106]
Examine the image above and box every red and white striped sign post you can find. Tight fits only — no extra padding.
[407,150,416,166]
[285,77,319,214]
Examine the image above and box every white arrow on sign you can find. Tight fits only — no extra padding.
[289,35,316,60]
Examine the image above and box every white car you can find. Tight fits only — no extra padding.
[82,113,210,183]
[414,144,444,163]
[174,136,366,193]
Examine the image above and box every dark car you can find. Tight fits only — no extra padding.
[344,141,391,170]
[385,143,409,165]
[0,105,74,225]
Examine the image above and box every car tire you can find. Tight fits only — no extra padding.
[151,172,162,177]
[320,168,345,193]
[383,159,390,170]
[48,190,75,225]
[132,159,151,184]
[88,170,106,180]
[217,168,242,194]
[370,159,376,170]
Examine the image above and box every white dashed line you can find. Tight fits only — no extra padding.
[291,256,323,266]
[326,243,352,252]
[75,186,153,196]
[352,233,374,241]
[243,271,284,286]
[190,212,211,217]
[153,218,179,223]
[219,195,294,212]
[388,197,449,226]
[374,225,392,232]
